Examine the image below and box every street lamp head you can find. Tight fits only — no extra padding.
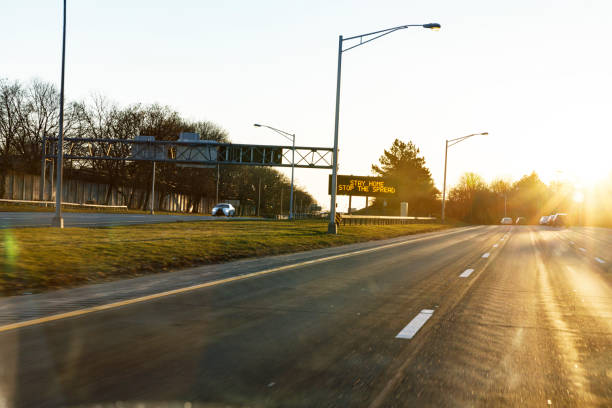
[481,132,489,135]
[253,123,262,127]
[422,23,441,30]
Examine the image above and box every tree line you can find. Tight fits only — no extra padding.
[446,171,612,226]
[358,138,612,227]
[0,78,314,214]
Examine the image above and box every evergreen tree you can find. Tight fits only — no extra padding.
[371,139,438,215]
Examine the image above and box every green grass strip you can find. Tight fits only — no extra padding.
[0,220,449,296]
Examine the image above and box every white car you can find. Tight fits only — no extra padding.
[539,215,549,225]
[212,203,236,217]
[500,217,513,225]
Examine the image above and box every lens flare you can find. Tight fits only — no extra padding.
[3,231,19,268]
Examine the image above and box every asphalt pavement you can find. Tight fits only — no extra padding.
[0,225,610,407]
[0,211,259,228]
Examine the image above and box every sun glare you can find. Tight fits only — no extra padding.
[573,191,584,203]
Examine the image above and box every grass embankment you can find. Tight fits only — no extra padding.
[0,220,449,296]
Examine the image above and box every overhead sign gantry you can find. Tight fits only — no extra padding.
[42,135,334,169]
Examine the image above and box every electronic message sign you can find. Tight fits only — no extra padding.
[328,175,397,197]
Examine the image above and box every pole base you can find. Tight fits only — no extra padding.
[51,216,64,228]
[327,222,338,234]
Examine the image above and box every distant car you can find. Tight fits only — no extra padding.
[551,213,568,227]
[539,215,549,225]
[515,217,526,225]
[212,203,236,217]
[500,217,513,225]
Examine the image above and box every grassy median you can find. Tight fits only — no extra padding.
[0,219,449,296]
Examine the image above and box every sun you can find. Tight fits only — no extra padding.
[573,191,584,203]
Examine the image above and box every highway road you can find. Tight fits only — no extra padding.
[0,211,259,228]
[0,225,610,407]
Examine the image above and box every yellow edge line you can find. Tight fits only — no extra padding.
[0,226,475,333]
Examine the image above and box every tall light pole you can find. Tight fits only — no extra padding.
[327,22,441,234]
[441,132,488,223]
[254,123,296,220]
[52,0,67,228]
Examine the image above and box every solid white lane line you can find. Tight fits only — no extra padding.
[595,257,605,264]
[459,268,474,278]
[396,309,434,339]
[482,253,490,258]
[579,248,586,252]
[493,244,499,248]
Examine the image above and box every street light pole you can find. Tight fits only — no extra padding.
[290,132,295,219]
[328,35,343,234]
[253,123,296,220]
[440,132,488,223]
[441,140,449,222]
[52,0,67,228]
[327,23,441,234]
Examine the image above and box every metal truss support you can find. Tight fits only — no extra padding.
[44,137,334,169]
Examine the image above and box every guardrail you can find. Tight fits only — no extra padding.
[0,199,128,212]
[341,215,436,225]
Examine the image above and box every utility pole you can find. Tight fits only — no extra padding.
[504,193,507,218]
[150,161,156,215]
[216,163,220,204]
[50,151,54,201]
[40,134,46,201]
[257,177,261,217]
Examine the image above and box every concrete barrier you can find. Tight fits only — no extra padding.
[0,199,128,212]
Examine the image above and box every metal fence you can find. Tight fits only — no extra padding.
[341,215,437,225]
[0,171,212,213]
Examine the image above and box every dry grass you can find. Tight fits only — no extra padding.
[0,219,449,295]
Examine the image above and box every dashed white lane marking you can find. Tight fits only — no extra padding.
[459,268,474,278]
[579,248,586,252]
[595,257,605,264]
[482,252,490,258]
[569,241,575,245]
[493,244,499,248]
[396,310,435,339]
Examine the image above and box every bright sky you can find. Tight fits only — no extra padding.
[3,0,611,210]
